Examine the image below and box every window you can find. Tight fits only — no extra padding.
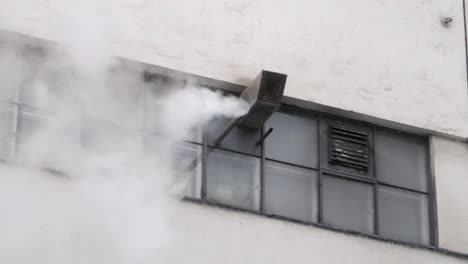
[264,161,318,222]
[321,175,374,234]
[184,105,435,247]
[0,101,17,161]
[206,148,261,210]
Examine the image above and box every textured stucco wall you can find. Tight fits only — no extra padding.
[0,0,467,137]
[432,136,468,254]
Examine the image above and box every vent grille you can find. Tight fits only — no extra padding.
[328,125,369,172]
[257,71,287,105]
[238,70,287,129]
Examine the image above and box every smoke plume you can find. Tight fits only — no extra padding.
[0,2,248,263]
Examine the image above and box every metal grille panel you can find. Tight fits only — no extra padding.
[328,125,369,172]
[238,70,287,129]
[258,71,287,104]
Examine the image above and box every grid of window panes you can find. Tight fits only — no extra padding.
[186,106,434,247]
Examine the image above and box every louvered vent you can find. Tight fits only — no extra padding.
[328,125,369,172]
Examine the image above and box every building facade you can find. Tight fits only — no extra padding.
[0,0,467,263]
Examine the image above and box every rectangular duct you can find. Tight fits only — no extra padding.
[237,70,287,129]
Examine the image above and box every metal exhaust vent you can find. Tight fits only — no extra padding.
[237,70,287,129]
[328,125,370,172]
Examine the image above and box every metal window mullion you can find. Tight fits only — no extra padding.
[264,158,320,171]
[14,102,26,161]
[15,57,32,159]
[207,144,262,159]
[201,125,208,199]
[260,126,265,213]
[317,114,323,224]
[372,126,379,236]
[428,136,439,247]
[321,168,376,184]
[376,182,429,195]
[11,102,21,161]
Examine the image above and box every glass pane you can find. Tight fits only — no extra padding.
[21,75,63,109]
[19,113,47,143]
[264,161,318,222]
[20,51,64,108]
[265,111,318,168]
[0,85,19,102]
[17,108,80,172]
[0,49,21,102]
[322,175,374,234]
[173,142,202,199]
[144,90,164,134]
[0,137,14,161]
[378,186,430,245]
[0,102,17,139]
[207,117,261,156]
[188,125,203,144]
[81,118,136,149]
[143,79,202,143]
[375,129,428,192]
[206,148,261,210]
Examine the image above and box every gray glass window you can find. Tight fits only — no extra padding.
[0,103,16,161]
[0,48,21,102]
[264,161,318,222]
[0,80,19,102]
[375,129,428,192]
[378,186,430,245]
[19,112,47,144]
[181,107,434,247]
[206,148,261,210]
[0,102,17,139]
[265,111,318,168]
[174,142,203,199]
[207,117,261,156]
[322,175,374,234]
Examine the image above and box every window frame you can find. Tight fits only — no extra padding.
[187,103,438,248]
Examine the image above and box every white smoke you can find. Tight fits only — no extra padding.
[0,2,249,263]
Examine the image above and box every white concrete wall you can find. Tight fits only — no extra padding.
[433,136,468,253]
[0,166,465,264]
[1,0,467,137]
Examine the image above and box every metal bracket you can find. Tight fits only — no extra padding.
[256,127,273,146]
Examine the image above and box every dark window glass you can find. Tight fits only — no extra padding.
[375,129,428,192]
[378,186,430,245]
[206,148,261,210]
[265,111,318,168]
[207,117,261,156]
[264,161,318,222]
[322,175,374,234]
